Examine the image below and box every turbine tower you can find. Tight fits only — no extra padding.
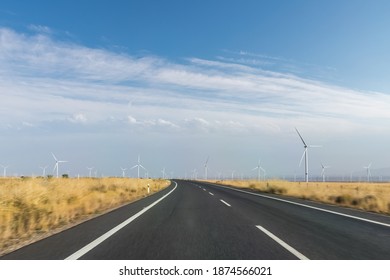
[295,128,321,183]
[204,156,209,180]
[321,163,330,182]
[52,153,67,178]
[363,163,372,182]
[130,155,147,179]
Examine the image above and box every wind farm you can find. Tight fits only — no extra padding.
[3,1,390,266]
[1,129,390,261]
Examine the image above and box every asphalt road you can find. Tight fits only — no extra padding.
[2,180,390,260]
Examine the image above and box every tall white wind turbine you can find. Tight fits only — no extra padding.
[39,165,48,177]
[252,160,265,181]
[363,163,372,182]
[231,170,235,180]
[52,153,68,178]
[130,155,147,179]
[161,167,167,179]
[204,156,209,180]
[295,128,321,183]
[1,165,9,177]
[192,169,197,180]
[87,167,94,178]
[120,167,127,178]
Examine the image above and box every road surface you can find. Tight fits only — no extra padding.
[2,180,390,260]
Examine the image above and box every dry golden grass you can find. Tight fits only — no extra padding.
[210,180,390,215]
[0,177,170,255]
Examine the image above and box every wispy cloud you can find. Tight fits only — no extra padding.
[27,24,52,34]
[1,27,390,139]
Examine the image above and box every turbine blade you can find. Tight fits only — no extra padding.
[51,153,58,162]
[139,164,147,171]
[295,127,307,147]
[130,165,137,169]
[309,145,322,148]
[260,167,266,172]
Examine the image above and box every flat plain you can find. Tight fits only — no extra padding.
[208,180,390,215]
[0,177,169,256]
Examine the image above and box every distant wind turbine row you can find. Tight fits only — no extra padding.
[0,130,377,181]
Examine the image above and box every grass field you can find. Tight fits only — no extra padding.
[210,180,390,215]
[0,177,170,255]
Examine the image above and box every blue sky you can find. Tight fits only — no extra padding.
[1,1,390,180]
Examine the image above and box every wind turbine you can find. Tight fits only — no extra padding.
[191,169,197,180]
[161,167,167,179]
[130,155,147,178]
[321,163,330,182]
[363,163,372,182]
[252,160,265,181]
[1,165,9,177]
[87,167,94,178]
[52,153,67,178]
[295,128,321,183]
[39,165,48,177]
[120,167,127,178]
[204,156,209,180]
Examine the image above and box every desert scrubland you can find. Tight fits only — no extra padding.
[0,177,169,255]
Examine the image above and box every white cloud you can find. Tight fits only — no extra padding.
[156,119,180,129]
[68,113,87,124]
[127,115,137,124]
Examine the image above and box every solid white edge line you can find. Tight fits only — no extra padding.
[256,225,309,260]
[220,199,231,207]
[65,182,178,260]
[206,183,390,228]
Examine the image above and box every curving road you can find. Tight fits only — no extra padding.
[2,180,390,260]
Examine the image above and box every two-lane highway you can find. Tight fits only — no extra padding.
[2,180,390,259]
